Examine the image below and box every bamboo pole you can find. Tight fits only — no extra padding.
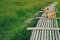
[27,27,60,30]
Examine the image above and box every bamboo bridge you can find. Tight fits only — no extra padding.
[27,2,60,40]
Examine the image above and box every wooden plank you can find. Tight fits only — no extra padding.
[36,17,60,19]
[27,27,60,30]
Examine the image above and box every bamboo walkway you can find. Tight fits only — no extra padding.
[27,2,60,40]
[28,18,60,40]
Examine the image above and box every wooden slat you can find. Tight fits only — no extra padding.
[27,27,60,30]
[36,17,60,19]
[55,20,60,40]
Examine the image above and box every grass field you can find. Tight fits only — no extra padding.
[0,0,60,40]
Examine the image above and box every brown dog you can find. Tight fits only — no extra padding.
[43,7,56,18]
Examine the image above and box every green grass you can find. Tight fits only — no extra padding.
[0,0,60,40]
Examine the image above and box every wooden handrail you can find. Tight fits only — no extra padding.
[27,27,60,30]
[36,17,60,19]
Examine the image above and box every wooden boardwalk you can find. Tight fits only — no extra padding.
[27,2,60,40]
[28,18,60,40]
